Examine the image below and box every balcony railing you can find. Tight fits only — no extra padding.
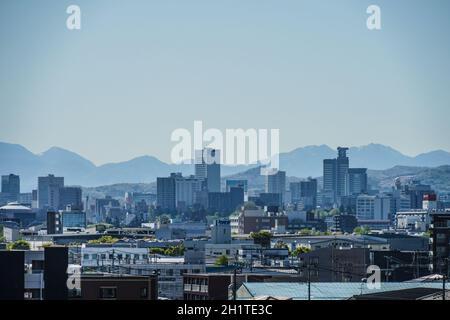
[192,284,200,292]
[184,284,192,291]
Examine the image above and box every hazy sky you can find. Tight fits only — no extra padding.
[1,0,449,165]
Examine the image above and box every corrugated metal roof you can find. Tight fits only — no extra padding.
[238,282,444,300]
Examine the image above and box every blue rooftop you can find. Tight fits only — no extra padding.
[237,282,444,300]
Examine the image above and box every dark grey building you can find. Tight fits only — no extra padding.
[347,168,368,195]
[323,147,349,205]
[59,186,83,210]
[156,174,177,212]
[37,174,64,210]
[1,174,20,201]
[430,213,450,276]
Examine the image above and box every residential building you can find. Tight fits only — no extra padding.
[0,246,68,300]
[72,274,158,300]
[429,212,450,276]
[237,208,288,235]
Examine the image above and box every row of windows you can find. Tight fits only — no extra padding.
[83,253,148,261]
[98,287,148,299]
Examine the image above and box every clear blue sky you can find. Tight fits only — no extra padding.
[1,0,449,165]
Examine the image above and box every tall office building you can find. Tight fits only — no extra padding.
[300,178,318,211]
[37,175,64,210]
[289,182,302,204]
[323,159,336,196]
[356,195,390,221]
[175,176,202,209]
[347,168,368,195]
[156,173,178,211]
[195,148,221,192]
[59,186,83,210]
[265,170,286,204]
[1,174,20,202]
[323,147,349,205]
[336,147,349,198]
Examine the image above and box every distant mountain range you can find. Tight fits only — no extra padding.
[1,141,450,192]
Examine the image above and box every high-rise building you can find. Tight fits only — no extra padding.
[37,175,64,210]
[323,147,351,205]
[175,176,202,209]
[323,159,336,204]
[356,195,391,221]
[300,178,318,211]
[336,147,349,198]
[157,173,178,211]
[59,186,83,210]
[289,182,302,204]
[207,187,244,215]
[195,148,221,192]
[265,170,286,204]
[347,168,368,195]
[1,174,20,202]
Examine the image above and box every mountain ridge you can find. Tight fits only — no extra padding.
[1,141,450,192]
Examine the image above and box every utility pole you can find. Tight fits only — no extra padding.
[307,262,311,301]
[233,267,237,301]
[443,275,446,301]
[111,249,115,273]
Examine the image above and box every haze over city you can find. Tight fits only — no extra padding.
[1,0,450,165]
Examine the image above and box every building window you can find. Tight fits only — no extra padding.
[140,287,148,298]
[99,287,117,299]
[83,254,89,260]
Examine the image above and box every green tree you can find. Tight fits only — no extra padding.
[214,255,229,266]
[149,245,185,256]
[274,240,288,249]
[7,239,31,250]
[298,228,313,236]
[353,226,371,235]
[250,231,272,248]
[291,245,311,257]
[88,235,118,244]
[149,247,166,255]
[94,223,112,232]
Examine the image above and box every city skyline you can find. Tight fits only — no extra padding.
[1,0,450,164]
